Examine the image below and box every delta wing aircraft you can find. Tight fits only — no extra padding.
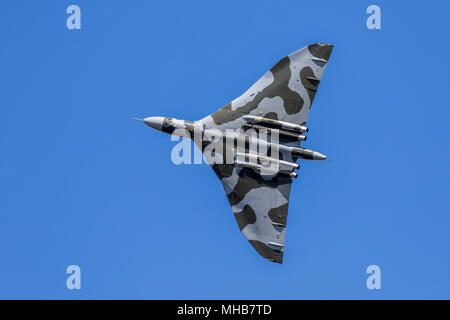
[136,43,333,263]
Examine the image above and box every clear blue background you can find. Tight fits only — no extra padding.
[1,0,449,299]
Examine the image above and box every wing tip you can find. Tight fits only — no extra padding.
[308,43,334,61]
[249,240,284,264]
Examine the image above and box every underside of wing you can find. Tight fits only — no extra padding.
[198,43,333,131]
[212,164,292,263]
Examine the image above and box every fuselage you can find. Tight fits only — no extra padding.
[137,116,326,175]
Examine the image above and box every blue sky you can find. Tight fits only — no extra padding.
[1,0,449,299]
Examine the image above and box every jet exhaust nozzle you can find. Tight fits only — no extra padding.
[291,147,327,160]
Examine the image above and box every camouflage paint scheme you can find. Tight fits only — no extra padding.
[138,44,333,263]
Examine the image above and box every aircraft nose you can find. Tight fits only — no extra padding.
[142,117,165,131]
